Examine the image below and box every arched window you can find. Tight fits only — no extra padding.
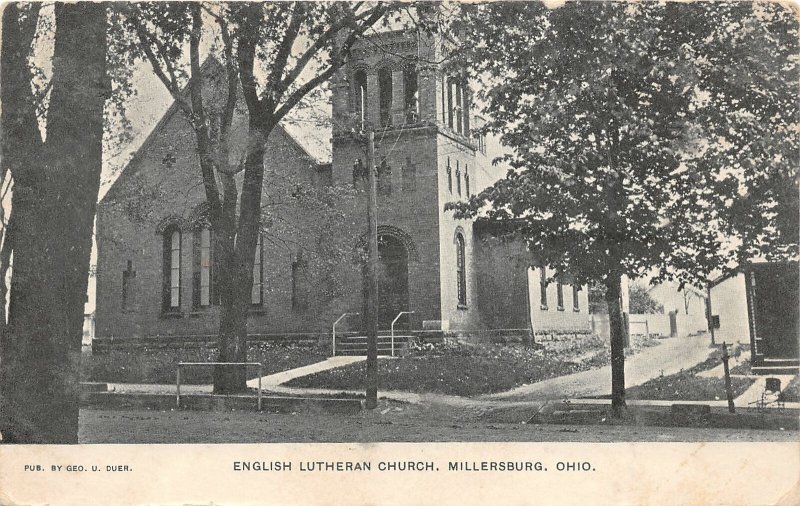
[162,226,181,311]
[251,234,263,306]
[378,67,393,127]
[403,66,419,123]
[446,77,470,135]
[353,69,368,129]
[456,233,467,306]
[193,227,213,308]
[447,78,455,129]
[454,81,463,134]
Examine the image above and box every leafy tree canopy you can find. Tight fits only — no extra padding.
[449,1,798,290]
[628,283,664,315]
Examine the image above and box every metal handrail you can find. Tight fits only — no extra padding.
[390,311,415,357]
[176,361,264,411]
[332,312,359,356]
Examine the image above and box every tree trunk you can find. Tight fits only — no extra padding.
[212,125,268,394]
[605,273,627,416]
[0,3,107,443]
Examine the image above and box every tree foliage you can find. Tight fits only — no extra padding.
[628,284,664,315]
[449,1,798,413]
[116,2,398,392]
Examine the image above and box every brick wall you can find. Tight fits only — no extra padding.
[98,31,538,341]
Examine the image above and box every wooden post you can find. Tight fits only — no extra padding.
[364,130,379,409]
[721,342,735,413]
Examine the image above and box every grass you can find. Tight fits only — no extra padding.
[287,338,615,397]
[729,358,752,375]
[779,375,800,402]
[82,342,330,385]
[626,350,755,401]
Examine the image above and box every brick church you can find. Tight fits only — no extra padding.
[95,30,590,344]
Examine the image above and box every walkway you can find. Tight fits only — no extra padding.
[102,336,796,412]
[246,355,364,389]
[480,335,714,401]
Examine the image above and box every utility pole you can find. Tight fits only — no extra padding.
[364,130,379,409]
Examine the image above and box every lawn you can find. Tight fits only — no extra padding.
[626,350,755,401]
[779,375,800,402]
[286,338,615,397]
[82,341,329,385]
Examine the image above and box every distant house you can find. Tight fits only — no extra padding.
[647,281,707,317]
[709,261,799,375]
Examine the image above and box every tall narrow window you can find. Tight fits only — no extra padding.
[353,69,367,130]
[456,233,467,306]
[378,159,392,195]
[163,226,181,311]
[539,266,548,309]
[447,158,452,193]
[441,79,447,124]
[251,234,263,306]
[464,166,470,197]
[455,82,463,134]
[557,279,564,310]
[291,252,309,312]
[573,284,580,312]
[455,161,461,196]
[378,67,393,127]
[462,86,470,135]
[403,66,419,123]
[447,78,455,128]
[402,158,416,192]
[193,227,213,308]
[122,260,135,310]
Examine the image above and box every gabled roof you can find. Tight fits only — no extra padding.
[102,57,330,205]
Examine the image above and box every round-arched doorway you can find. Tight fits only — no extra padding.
[362,232,410,329]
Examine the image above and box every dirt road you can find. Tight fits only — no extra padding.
[78,405,797,443]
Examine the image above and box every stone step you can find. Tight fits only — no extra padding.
[752,366,799,376]
[336,350,401,356]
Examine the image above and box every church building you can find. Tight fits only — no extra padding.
[95,30,590,346]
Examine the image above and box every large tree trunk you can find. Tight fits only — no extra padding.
[605,273,627,416]
[0,2,107,443]
[212,126,268,394]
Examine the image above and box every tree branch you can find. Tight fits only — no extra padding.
[274,5,389,122]
[132,20,193,118]
[188,3,222,214]
[237,4,263,118]
[265,2,305,106]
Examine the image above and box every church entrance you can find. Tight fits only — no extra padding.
[363,233,410,330]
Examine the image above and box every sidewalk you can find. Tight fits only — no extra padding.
[246,355,365,389]
[480,335,714,401]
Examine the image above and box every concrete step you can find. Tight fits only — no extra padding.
[753,358,799,375]
[752,366,799,376]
